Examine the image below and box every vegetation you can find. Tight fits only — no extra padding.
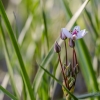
[0,0,100,100]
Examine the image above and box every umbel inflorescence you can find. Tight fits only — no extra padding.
[54,26,87,99]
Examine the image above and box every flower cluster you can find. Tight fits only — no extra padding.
[61,26,87,40]
[54,26,87,99]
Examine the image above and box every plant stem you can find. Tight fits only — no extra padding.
[58,53,68,88]
[72,48,75,76]
[73,49,77,64]
[64,40,67,65]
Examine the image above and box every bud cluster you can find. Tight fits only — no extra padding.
[54,28,79,98]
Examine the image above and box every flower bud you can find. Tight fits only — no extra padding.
[60,30,67,40]
[54,41,61,53]
[68,38,75,48]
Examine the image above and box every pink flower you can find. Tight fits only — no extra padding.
[61,26,87,40]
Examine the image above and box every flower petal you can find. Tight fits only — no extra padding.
[60,31,67,40]
[73,26,80,32]
[76,29,87,39]
[61,28,72,38]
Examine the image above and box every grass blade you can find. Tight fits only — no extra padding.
[33,0,90,95]
[0,18,20,99]
[41,0,49,49]
[77,92,100,99]
[40,65,78,100]
[65,0,89,30]
[0,74,9,100]
[0,1,34,100]
[33,48,54,93]
[76,40,99,92]
[18,0,39,45]
[0,85,18,100]
[18,14,33,45]
[84,9,98,39]
[62,0,72,18]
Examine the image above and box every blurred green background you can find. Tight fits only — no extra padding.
[0,0,100,100]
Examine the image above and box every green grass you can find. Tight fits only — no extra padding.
[0,0,100,100]
[0,1,34,100]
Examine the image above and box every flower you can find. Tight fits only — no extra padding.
[60,30,67,40]
[61,26,87,40]
[68,38,75,48]
[54,41,61,53]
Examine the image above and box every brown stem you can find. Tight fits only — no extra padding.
[64,40,69,88]
[72,48,75,76]
[73,48,74,68]
[58,53,68,88]
[73,49,77,64]
[64,40,67,66]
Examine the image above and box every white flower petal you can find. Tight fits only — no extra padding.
[76,29,87,39]
[73,26,80,32]
[62,28,72,38]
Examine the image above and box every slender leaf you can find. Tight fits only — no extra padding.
[0,85,18,100]
[76,40,99,92]
[0,74,9,100]
[57,92,100,99]
[41,0,49,49]
[40,65,78,100]
[18,14,33,45]
[77,92,100,99]
[18,0,39,45]
[33,48,54,93]
[84,9,98,39]
[62,0,72,19]
[65,0,89,30]
[0,1,34,100]
[0,18,20,99]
